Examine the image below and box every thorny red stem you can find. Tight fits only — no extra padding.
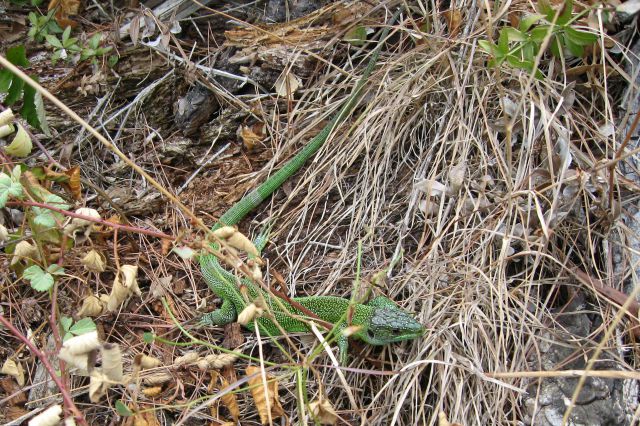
[0,314,87,425]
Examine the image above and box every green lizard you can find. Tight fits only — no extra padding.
[199,11,424,363]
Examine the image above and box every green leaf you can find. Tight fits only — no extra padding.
[142,332,155,344]
[5,77,24,105]
[0,70,12,92]
[564,27,598,46]
[51,50,62,65]
[28,12,38,26]
[34,210,57,228]
[478,40,496,54]
[45,35,63,49]
[550,35,563,57]
[6,46,29,67]
[519,14,545,32]
[563,33,584,56]
[537,0,556,21]
[107,55,119,67]
[34,91,50,136]
[23,265,54,292]
[21,80,38,129]
[47,263,64,276]
[0,172,23,208]
[115,400,133,417]
[558,0,574,26]
[503,27,527,42]
[69,317,96,335]
[62,26,71,43]
[497,30,509,52]
[89,33,101,50]
[60,316,73,332]
[344,26,368,46]
[530,25,553,43]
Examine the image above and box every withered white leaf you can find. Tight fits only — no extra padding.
[101,343,123,382]
[448,162,466,192]
[11,240,39,266]
[106,265,141,312]
[6,124,32,157]
[0,224,8,243]
[0,124,14,138]
[89,371,111,403]
[415,179,447,197]
[237,303,263,326]
[309,398,338,425]
[0,108,14,127]
[1,358,25,386]
[77,295,106,318]
[27,404,62,426]
[58,330,100,372]
[81,250,106,272]
[275,72,302,97]
[64,208,101,241]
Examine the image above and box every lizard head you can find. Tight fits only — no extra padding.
[359,306,425,345]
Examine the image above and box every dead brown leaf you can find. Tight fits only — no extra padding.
[48,0,80,28]
[442,9,462,37]
[246,366,285,424]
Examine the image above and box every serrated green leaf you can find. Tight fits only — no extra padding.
[564,27,598,46]
[69,317,96,335]
[142,332,155,343]
[34,211,57,228]
[519,14,545,32]
[23,265,54,291]
[6,46,29,68]
[5,77,24,105]
[0,172,23,208]
[47,265,64,277]
[28,12,38,25]
[60,316,73,332]
[115,400,133,417]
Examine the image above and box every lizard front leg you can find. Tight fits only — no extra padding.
[200,298,237,326]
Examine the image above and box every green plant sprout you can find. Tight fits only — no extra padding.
[478,0,598,77]
[28,9,62,43]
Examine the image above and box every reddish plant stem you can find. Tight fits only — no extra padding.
[0,314,87,426]
[6,200,174,240]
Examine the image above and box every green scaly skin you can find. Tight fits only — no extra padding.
[200,12,424,363]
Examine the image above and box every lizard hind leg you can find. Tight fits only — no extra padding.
[200,298,237,326]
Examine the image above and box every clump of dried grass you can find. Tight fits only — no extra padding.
[246,4,640,425]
